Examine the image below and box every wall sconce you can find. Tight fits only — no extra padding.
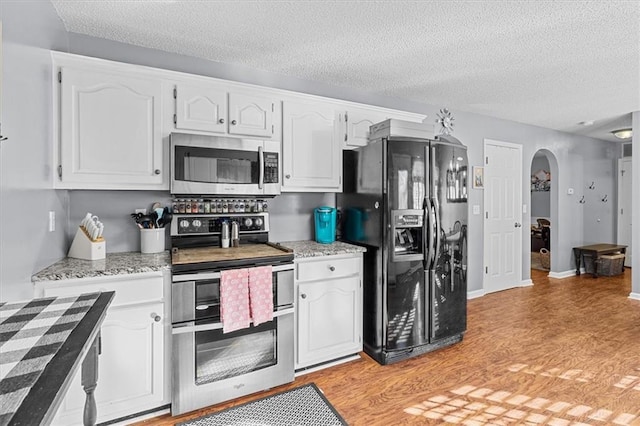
[612,128,633,139]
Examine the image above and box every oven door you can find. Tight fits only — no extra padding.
[171,265,294,325]
[170,133,280,196]
[171,309,294,415]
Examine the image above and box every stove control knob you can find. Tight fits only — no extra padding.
[179,219,190,228]
[243,218,253,228]
[254,218,263,228]
[192,219,202,228]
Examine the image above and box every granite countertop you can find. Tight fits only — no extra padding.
[32,251,171,282]
[276,240,366,259]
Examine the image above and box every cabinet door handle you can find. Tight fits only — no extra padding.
[152,313,161,322]
[231,120,237,125]
[329,266,336,271]
[300,293,307,299]
[219,118,225,124]
[154,169,161,175]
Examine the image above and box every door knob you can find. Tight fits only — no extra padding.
[329,266,335,271]
[231,120,237,125]
[218,118,225,124]
[514,222,522,228]
[285,174,291,179]
[154,169,161,175]
[300,294,307,299]
[151,313,161,322]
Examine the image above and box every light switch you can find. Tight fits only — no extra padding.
[472,205,480,215]
[522,204,527,213]
[49,211,55,232]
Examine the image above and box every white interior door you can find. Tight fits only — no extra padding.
[617,158,632,267]
[483,140,523,293]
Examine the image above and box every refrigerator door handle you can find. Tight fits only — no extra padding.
[426,198,436,270]
[432,197,442,267]
[423,197,430,270]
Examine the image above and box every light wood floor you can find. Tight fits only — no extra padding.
[135,268,640,425]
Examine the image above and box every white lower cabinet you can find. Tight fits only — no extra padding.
[33,272,168,425]
[294,253,363,370]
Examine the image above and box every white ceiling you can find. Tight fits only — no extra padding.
[50,0,640,143]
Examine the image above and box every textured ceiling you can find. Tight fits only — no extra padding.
[50,0,640,143]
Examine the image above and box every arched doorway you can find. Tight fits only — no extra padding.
[530,149,558,274]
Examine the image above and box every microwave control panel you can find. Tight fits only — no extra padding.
[264,152,279,183]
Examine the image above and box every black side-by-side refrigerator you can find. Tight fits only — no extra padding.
[338,119,468,365]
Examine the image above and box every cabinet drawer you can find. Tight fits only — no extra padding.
[296,256,360,282]
[41,275,163,307]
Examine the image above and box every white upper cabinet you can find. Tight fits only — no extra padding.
[339,107,427,149]
[228,92,277,138]
[282,100,341,192]
[52,52,426,192]
[56,59,165,190]
[174,82,280,139]
[175,83,227,133]
[340,109,389,148]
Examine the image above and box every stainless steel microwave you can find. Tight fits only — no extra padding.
[170,133,281,196]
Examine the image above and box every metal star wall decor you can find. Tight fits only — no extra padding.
[436,108,455,135]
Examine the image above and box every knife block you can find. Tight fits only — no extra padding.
[68,226,106,260]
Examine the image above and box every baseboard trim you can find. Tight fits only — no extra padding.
[629,292,640,301]
[467,289,486,299]
[520,279,533,287]
[295,354,361,377]
[548,269,581,279]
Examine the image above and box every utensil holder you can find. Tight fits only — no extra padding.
[68,226,106,260]
[140,228,165,254]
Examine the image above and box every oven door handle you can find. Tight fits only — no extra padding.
[171,307,294,335]
[172,263,294,282]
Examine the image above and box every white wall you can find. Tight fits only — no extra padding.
[0,1,620,302]
[632,111,640,299]
[0,2,70,301]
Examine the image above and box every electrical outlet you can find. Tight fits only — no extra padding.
[135,208,146,214]
[49,211,55,232]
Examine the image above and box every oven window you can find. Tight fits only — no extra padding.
[174,146,259,185]
[194,321,278,385]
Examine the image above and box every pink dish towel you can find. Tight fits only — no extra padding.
[220,268,251,333]
[248,265,274,326]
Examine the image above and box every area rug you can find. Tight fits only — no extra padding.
[531,251,547,271]
[177,383,348,426]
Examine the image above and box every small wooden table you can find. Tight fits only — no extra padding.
[573,244,627,277]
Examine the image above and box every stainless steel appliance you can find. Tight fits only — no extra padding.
[338,119,468,365]
[170,206,294,415]
[170,133,281,196]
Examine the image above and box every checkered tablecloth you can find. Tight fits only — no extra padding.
[0,293,101,426]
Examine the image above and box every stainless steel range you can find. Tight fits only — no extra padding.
[169,200,294,415]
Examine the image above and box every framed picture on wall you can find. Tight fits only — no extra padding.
[472,166,484,189]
